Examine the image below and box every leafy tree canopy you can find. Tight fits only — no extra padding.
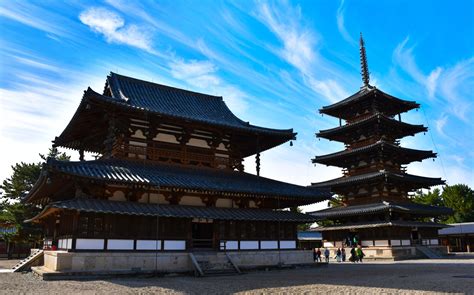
[0,147,70,250]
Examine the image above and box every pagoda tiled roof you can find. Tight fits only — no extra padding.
[39,159,330,202]
[317,113,427,142]
[319,86,419,119]
[26,198,318,223]
[311,170,445,189]
[313,220,450,231]
[105,73,294,136]
[313,140,436,167]
[308,201,453,219]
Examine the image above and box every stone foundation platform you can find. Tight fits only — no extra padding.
[34,250,317,279]
[323,246,448,260]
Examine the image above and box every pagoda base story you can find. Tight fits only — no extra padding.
[39,249,314,275]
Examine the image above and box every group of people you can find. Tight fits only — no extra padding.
[313,245,365,263]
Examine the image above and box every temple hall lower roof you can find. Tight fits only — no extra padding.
[26,198,318,223]
[311,170,445,190]
[30,158,330,203]
[312,220,450,231]
[308,201,453,219]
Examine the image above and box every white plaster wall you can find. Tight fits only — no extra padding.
[391,240,401,246]
[261,241,278,249]
[323,242,334,247]
[109,191,127,202]
[76,239,104,250]
[430,239,439,245]
[401,240,411,246]
[280,241,297,249]
[240,241,259,250]
[216,143,227,151]
[137,240,161,250]
[374,240,389,246]
[131,129,146,139]
[187,138,209,148]
[163,240,186,250]
[179,196,205,207]
[154,133,179,144]
[147,193,169,204]
[215,198,232,208]
[108,239,134,250]
[361,240,374,247]
[220,240,238,250]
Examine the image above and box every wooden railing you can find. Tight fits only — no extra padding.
[112,141,234,169]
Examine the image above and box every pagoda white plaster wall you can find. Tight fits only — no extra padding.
[153,133,179,144]
[217,143,228,151]
[109,191,126,202]
[186,138,210,148]
[240,241,259,250]
[216,198,232,208]
[141,193,168,204]
[180,196,205,207]
[131,129,146,139]
[163,240,186,250]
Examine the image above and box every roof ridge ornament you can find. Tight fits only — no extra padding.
[359,33,371,88]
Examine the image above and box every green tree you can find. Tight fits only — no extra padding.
[441,184,474,223]
[0,147,70,258]
[290,206,311,231]
[412,188,443,207]
[315,195,342,227]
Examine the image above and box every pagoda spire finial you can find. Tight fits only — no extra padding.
[359,33,370,87]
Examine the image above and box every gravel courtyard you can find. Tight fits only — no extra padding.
[0,258,473,294]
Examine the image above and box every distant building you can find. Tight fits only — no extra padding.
[439,222,474,253]
[297,231,322,250]
[309,35,452,260]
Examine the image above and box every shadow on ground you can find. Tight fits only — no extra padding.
[95,260,474,294]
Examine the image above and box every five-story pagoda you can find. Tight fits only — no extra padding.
[310,35,452,259]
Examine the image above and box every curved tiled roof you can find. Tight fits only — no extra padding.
[313,220,449,231]
[27,198,318,223]
[105,73,294,136]
[311,170,445,189]
[43,159,330,201]
[308,201,452,219]
[312,140,436,166]
[316,113,427,142]
[319,86,419,119]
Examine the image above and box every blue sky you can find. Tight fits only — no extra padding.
[1,0,473,210]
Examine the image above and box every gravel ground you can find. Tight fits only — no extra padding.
[0,258,473,294]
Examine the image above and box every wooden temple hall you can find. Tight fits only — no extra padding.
[24,72,330,257]
[310,35,452,259]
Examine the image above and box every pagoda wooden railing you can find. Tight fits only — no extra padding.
[112,141,235,169]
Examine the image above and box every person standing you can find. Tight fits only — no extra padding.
[313,247,317,262]
[316,248,322,262]
[336,248,342,262]
[357,246,365,263]
[341,247,346,262]
[350,246,357,262]
[324,248,330,263]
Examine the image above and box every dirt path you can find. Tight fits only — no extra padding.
[0,259,473,294]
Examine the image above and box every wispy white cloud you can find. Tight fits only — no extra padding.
[393,37,443,99]
[253,1,349,103]
[168,59,248,114]
[438,57,474,122]
[393,37,473,121]
[435,113,448,138]
[255,1,316,75]
[79,7,155,53]
[336,0,356,45]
